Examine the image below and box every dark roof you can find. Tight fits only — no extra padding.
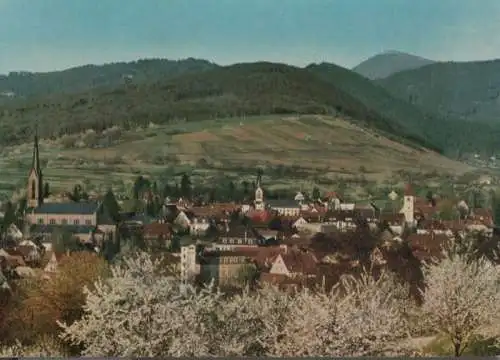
[30,224,98,234]
[124,213,156,224]
[267,199,300,208]
[31,202,100,215]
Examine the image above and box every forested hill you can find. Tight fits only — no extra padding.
[0,58,218,100]
[308,62,500,158]
[0,59,499,158]
[0,62,434,152]
[377,59,500,125]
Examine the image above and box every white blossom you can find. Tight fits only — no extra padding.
[420,254,500,356]
[0,338,65,357]
[59,252,414,357]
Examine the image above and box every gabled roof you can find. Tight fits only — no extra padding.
[276,249,318,275]
[31,201,100,215]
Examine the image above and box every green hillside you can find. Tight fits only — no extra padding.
[377,59,500,125]
[0,58,217,100]
[352,51,435,80]
[0,62,434,152]
[1,59,499,158]
[307,62,500,158]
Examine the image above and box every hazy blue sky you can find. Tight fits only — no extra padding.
[1,0,500,74]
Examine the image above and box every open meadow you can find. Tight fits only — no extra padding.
[0,115,474,198]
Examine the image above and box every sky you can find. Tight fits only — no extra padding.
[1,0,500,74]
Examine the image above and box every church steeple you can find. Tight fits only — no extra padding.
[31,123,41,176]
[254,170,264,211]
[27,124,43,208]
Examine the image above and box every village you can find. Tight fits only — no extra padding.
[0,132,495,293]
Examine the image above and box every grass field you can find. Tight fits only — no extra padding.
[0,115,474,199]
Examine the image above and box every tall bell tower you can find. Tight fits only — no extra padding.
[27,124,43,208]
[254,173,265,211]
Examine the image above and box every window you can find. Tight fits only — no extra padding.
[49,219,56,225]
[73,219,80,225]
[37,218,44,224]
[85,220,92,225]
[61,219,68,225]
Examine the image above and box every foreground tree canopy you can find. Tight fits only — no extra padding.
[1,250,500,357]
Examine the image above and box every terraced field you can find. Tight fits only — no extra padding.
[0,115,473,198]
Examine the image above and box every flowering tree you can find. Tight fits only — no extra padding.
[6,251,108,348]
[0,336,66,357]
[58,252,224,356]
[420,255,500,357]
[59,252,414,357]
[271,270,413,356]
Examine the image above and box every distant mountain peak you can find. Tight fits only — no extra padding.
[382,50,404,55]
[352,51,435,80]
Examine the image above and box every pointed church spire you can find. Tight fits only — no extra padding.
[31,122,41,175]
[27,122,43,208]
[256,168,262,188]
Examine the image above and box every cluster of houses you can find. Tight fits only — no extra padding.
[0,134,496,292]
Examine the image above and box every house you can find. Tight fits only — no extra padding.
[199,250,254,286]
[142,222,173,248]
[269,247,318,278]
[267,199,302,216]
[322,210,358,231]
[189,218,211,236]
[24,131,117,243]
[379,213,406,235]
[292,217,323,234]
[217,224,262,248]
[173,211,191,229]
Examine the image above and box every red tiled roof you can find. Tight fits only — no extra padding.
[247,210,272,223]
[143,223,173,237]
[276,249,318,275]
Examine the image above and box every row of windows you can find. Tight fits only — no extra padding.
[37,218,92,226]
[221,238,256,245]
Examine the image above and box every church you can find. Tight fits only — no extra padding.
[23,131,116,243]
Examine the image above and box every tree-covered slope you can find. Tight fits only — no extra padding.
[0,58,218,100]
[377,59,500,125]
[307,62,500,158]
[0,62,433,152]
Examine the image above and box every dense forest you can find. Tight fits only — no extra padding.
[377,59,500,125]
